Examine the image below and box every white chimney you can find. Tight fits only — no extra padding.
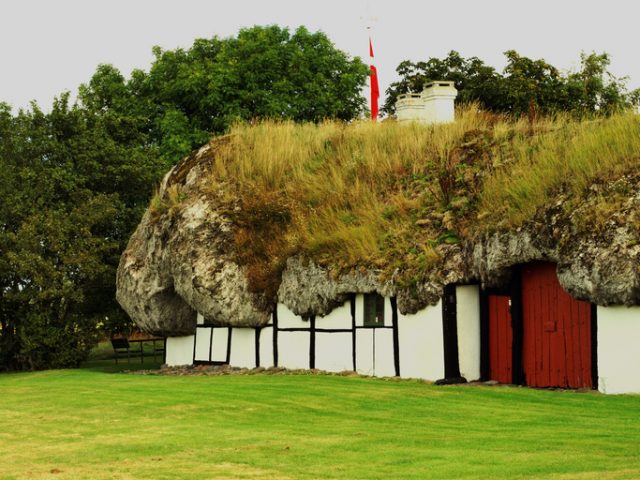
[396,81,458,124]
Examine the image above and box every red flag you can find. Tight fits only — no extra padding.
[369,37,379,121]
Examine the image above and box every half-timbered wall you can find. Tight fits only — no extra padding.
[166,287,485,384]
[276,303,311,369]
[314,301,353,373]
[354,294,396,377]
[163,286,640,394]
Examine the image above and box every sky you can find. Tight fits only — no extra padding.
[1,0,638,112]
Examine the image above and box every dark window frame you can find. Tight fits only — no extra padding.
[363,293,385,327]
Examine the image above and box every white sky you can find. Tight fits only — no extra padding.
[1,0,638,112]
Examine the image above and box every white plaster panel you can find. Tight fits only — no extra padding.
[597,306,640,394]
[315,332,353,372]
[277,303,310,329]
[398,301,445,381]
[374,329,396,377]
[456,285,481,381]
[229,328,256,369]
[356,328,374,375]
[211,327,229,363]
[196,313,205,325]
[165,335,195,366]
[259,327,274,368]
[278,331,310,370]
[316,300,352,330]
[355,294,365,327]
[194,328,212,362]
[383,297,393,327]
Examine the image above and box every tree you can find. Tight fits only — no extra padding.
[564,52,635,115]
[0,95,165,370]
[501,50,564,116]
[80,25,369,164]
[384,50,639,117]
[383,52,505,115]
[1,25,367,370]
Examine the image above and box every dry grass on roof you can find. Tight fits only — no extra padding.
[200,106,640,291]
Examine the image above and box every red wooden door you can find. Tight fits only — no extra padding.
[521,262,592,388]
[488,295,513,384]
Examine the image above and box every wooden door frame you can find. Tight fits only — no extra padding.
[510,265,525,386]
[441,284,461,380]
[590,304,599,390]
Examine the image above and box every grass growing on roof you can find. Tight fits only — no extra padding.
[184,108,640,291]
[1,368,640,479]
[481,112,640,226]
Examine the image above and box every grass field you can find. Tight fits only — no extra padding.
[2,354,640,480]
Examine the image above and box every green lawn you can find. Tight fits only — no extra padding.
[1,359,640,480]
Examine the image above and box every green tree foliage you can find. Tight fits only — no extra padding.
[80,25,369,163]
[384,50,639,117]
[0,25,367,370]
[0,96,165,370]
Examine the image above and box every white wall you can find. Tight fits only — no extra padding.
[456,285,481,381]
[355,328,396,377]
[170,289,474,383]
[353,294,396,377]
[165,335,194,366]
[316,300,351,329]
[398,301,444,381]
[315,332,353,372]
[383,298,393,327]
[194,328,212,362]
[211,327,229,363]
[597,305,640,394]
[277,303,310,329]
[373,329,396,377]
[259,326,274,368]
[229,328,256,369]
[278,331,310,370]
[354,294,366,327]
[356,329,374,376]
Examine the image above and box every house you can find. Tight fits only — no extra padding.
[165,288,469,381]
[116,87,640,395]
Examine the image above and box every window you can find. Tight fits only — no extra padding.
[363,293,385,327]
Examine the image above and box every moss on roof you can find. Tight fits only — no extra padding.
[153,108,640,295]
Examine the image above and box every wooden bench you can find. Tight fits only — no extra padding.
[111,336,166,364]
[110,337,144,364]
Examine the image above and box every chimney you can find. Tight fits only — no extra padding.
[396,81,458,124]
